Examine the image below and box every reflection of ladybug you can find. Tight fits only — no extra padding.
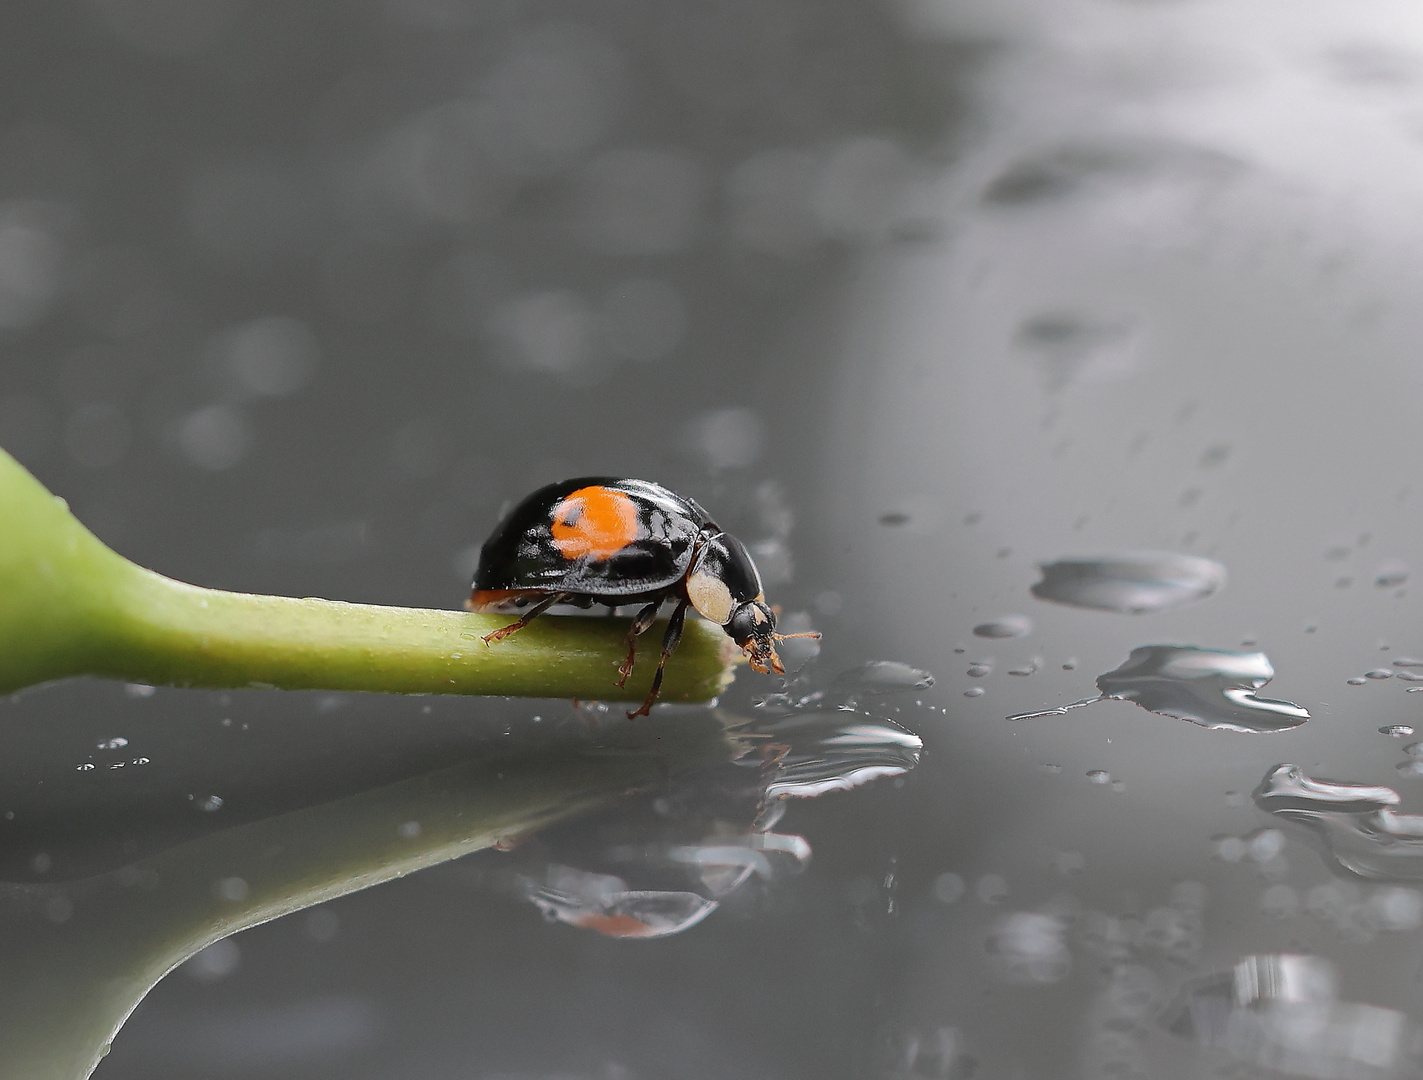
[469,478,816,717]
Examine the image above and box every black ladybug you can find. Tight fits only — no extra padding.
[468,478,816,717]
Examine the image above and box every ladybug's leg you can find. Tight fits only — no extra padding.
[627,599,689,719]
[481,592,570,645]
[616,600,663,688]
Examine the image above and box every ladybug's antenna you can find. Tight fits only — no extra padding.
[772,631,822,642]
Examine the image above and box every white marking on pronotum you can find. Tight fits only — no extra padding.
[687,572,735,624]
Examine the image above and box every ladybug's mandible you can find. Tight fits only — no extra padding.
[468,478,816,717]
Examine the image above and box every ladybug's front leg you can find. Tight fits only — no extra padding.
[628,599,689,719]
[481,592,570,645]
[616,600,663,687]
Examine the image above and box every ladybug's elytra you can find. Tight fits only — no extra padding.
[468,477,817,717]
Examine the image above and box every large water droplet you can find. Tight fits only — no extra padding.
[1007,646,1309,732]
[973,615,1032,639]
[1252,765,1423,880]
[1031,552,1226,614]
[739,710,923,799]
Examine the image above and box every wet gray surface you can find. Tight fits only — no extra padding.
[7,1,1423,1077]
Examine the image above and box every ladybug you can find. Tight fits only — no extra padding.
[468,477,816,717]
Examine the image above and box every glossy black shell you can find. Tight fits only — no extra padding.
[473,477,716,598]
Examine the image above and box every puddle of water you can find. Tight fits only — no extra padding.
[1031,553,1227,614]
[1007,646,1309,732]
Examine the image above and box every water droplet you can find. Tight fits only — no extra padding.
[832,660,935,693]
[1347,677,1367,685]
[1041,763,1063,773]
[984,912,1069,984]
[973,615,1032,639]
[933,873,966,904]
[1215,836,1248,862]
[1031,552,1226,614]
[1396,672,1423,682]
[1381,725,1415,737]
[1403,741,1423,758]
[214,876,249,902]
[745,711,923,800]
[1376,561,1410,588]
[975,874,1009,903]
[964,687,985,698]
[1008,658,1040,677]
[1366,669,1394,680]
[1062,658,1078,670]
[194,794,223,812]
[966,663,992,678]
[183,938,241,983]
[1249,765,1423,879]
[1008,646,1309,731]
[1397,761,1423,777]
[97,736,127,750]
[1087,769,1113,785]
[1395,657,1423,668]
[75,762,94,772]
[524,865,718,939]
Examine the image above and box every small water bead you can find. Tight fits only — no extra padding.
[1347,678,1367,686]
[1394,658,1423,668]
[1215,836,1248,862]
[966,663,992,678]
[1404,742,1423,758]
[964,687,985,698]
[1366,669,1394,680]
[97,737,128,750]
[975,874,1009,903]
[1396,672,1423,682]
[1375,562,1410,588]
[75,762,94,772]
[1062,658,1077,670]
[1380,725,1415,737]
[1396,761,1423,777]
[1087,769,1113,785]
[933,872,966,904]
[1008,658,1040,676]
[192,794,224,812]
[1041,763,1063,773]
[973,615,1032,639]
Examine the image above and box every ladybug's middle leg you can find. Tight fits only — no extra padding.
[628,599,689,719]
[481,592,571,645]
[616,600,663,688]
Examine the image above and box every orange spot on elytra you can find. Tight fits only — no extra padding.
[550,486,639,561]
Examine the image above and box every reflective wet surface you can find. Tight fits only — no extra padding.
[8,0,1423,1077]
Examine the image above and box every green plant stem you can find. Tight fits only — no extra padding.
[0,448,737,702]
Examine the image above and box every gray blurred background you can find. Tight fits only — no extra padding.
[9,0,1423,1077]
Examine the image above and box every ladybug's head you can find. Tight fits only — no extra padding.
[727,600,784,675]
